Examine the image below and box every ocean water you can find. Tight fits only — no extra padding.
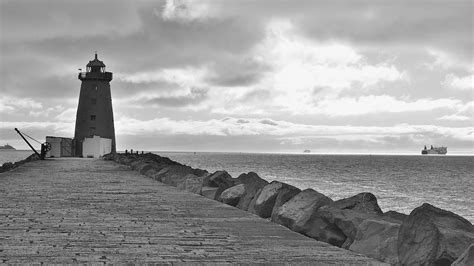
[2,150,472,222]
[158,152,474,223]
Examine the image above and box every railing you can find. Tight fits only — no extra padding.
[78,71,113,81]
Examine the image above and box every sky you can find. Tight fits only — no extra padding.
[1,0,473,154]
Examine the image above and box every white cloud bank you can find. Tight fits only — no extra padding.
[312,96,463,117]
[438,101,474,122]
[108,116,474,142]
[0,96,43,113]
[5,116,470,142]
[218,19,406,115]
[159,0,217,22]
[443,73,474,91]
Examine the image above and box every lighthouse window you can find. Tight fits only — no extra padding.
[89,127,96,137]
[90,115,96,121]
[93,85,98,91]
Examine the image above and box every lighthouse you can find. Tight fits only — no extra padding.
[74,53,116,156]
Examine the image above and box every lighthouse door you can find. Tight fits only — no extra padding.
[60,138,73,157]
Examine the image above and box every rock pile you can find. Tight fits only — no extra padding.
[0,154,39,173]
[105,152,474,265]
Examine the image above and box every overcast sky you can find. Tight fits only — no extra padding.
[1,0,473,154]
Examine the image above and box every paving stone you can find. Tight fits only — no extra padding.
[0,158,383,264]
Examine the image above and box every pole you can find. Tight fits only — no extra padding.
[14,128,41,159]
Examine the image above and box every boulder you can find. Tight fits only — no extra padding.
[452,244,474,266]
[235,172,269,211]
[208,171,236,190]
[192,168,208,178]
[138,163,154,175]
[1,162,15,173]
[398,203,474,265]
[143,153,178,166]
[24,153,39,162]
[247,187,264,213]
[102,153,115,160]
[236,171,266,185]
[152,167,171,181]
[219,184,246,207]
[177,174,204,194]
[333,192,383,215]
[160,165,206,186]
[1,154,39,173]
[349,219,401,265]
[271,188,333,230]
[130,160,148,171]
[273,192,386,248]
[143,168,158,178]
[318,205,382,249]
[382,210,407,223]
[117,156,134,165]
[250,181,301,218]
[201,186,222,200]
[271,184,302,218]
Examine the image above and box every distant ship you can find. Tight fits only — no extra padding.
[303,150,311,153]
[421,145,447,155]
[0,144,16,150]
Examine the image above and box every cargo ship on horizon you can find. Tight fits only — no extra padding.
[422,145,447,155]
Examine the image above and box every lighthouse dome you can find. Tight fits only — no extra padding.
[86,53,106,68]
[85,53,107,73]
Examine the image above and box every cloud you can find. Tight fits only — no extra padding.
[437,101,473,122]
[426,49,460,70]
[111,116,473,142]
[143,87,208,108]
[0,121,74,137]
[295,1,473,63]
[438,115,470,121]
[0,96,43,114]
[55,108,77,122]
[206,57,267,87]
[1,0,142,43]
[194,20,407,116]
[119,66,211,109]
[255,19,404,92]
[233,19,405,114]
[1,0,473,153]
[260,119,278,126]
[121,66,209,86]
[443,73,474,91]
[310,96,462,116]
[212,93,463,117]
[159,0,217,22]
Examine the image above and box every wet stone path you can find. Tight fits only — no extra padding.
[0,158,382,264]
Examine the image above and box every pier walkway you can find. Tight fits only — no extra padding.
[0,158,381,264]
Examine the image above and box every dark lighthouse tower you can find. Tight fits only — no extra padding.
[74,53,115,156]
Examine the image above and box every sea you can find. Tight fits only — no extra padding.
[1,150,473,223]
[160,152,474,223]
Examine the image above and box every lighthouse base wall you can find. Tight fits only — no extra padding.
[82,136,112,158]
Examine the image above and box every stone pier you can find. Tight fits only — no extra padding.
[0,158,382,264]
